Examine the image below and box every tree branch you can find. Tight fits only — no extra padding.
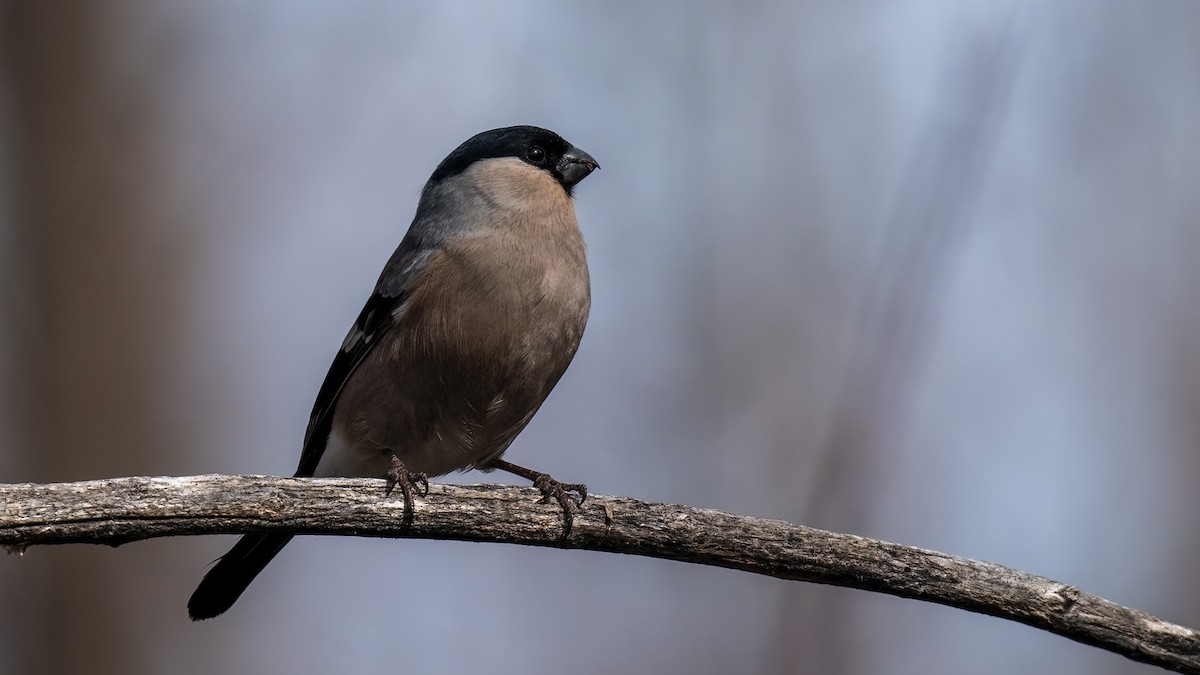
[1,475,1196,672]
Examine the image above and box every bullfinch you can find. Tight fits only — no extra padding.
[188,125,598,620]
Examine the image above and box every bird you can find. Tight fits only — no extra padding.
[188,125,599,621]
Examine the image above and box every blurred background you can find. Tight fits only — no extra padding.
[1,1,1198,674]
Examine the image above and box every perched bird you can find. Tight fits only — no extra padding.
[188,125,598,620]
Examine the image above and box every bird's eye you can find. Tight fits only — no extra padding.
[526,146,546,164]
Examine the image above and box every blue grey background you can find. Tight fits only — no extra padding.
[1,2,1198,674]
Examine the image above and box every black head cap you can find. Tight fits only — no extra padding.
[429,125,599,195]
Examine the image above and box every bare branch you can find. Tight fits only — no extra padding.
[1,475,1196,672]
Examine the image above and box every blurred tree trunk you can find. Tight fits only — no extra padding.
[2,4,182,673]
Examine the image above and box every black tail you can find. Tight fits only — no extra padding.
[188,533,294,620]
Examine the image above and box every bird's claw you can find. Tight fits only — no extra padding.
[384,456,428,526]
[532,474,588,537]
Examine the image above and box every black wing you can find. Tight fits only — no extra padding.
[293,246,433,477]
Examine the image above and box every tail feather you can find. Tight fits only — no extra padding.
[188,533,293,621]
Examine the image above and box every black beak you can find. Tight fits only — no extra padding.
[557,146,600,188]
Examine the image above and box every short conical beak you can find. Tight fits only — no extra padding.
[557,146,599,187]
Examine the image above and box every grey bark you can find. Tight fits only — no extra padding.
[0,475,1197,673]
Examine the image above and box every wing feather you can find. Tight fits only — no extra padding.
[293,246,432,477]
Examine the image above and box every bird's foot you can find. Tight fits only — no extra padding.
[384,455,428,526]
[532,473,587,508]
[489,459,586,538]
[532,473,587,537]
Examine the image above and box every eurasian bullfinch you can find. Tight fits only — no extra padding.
[188,126,598,620]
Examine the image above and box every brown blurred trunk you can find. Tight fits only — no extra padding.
[2,4,181,673]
